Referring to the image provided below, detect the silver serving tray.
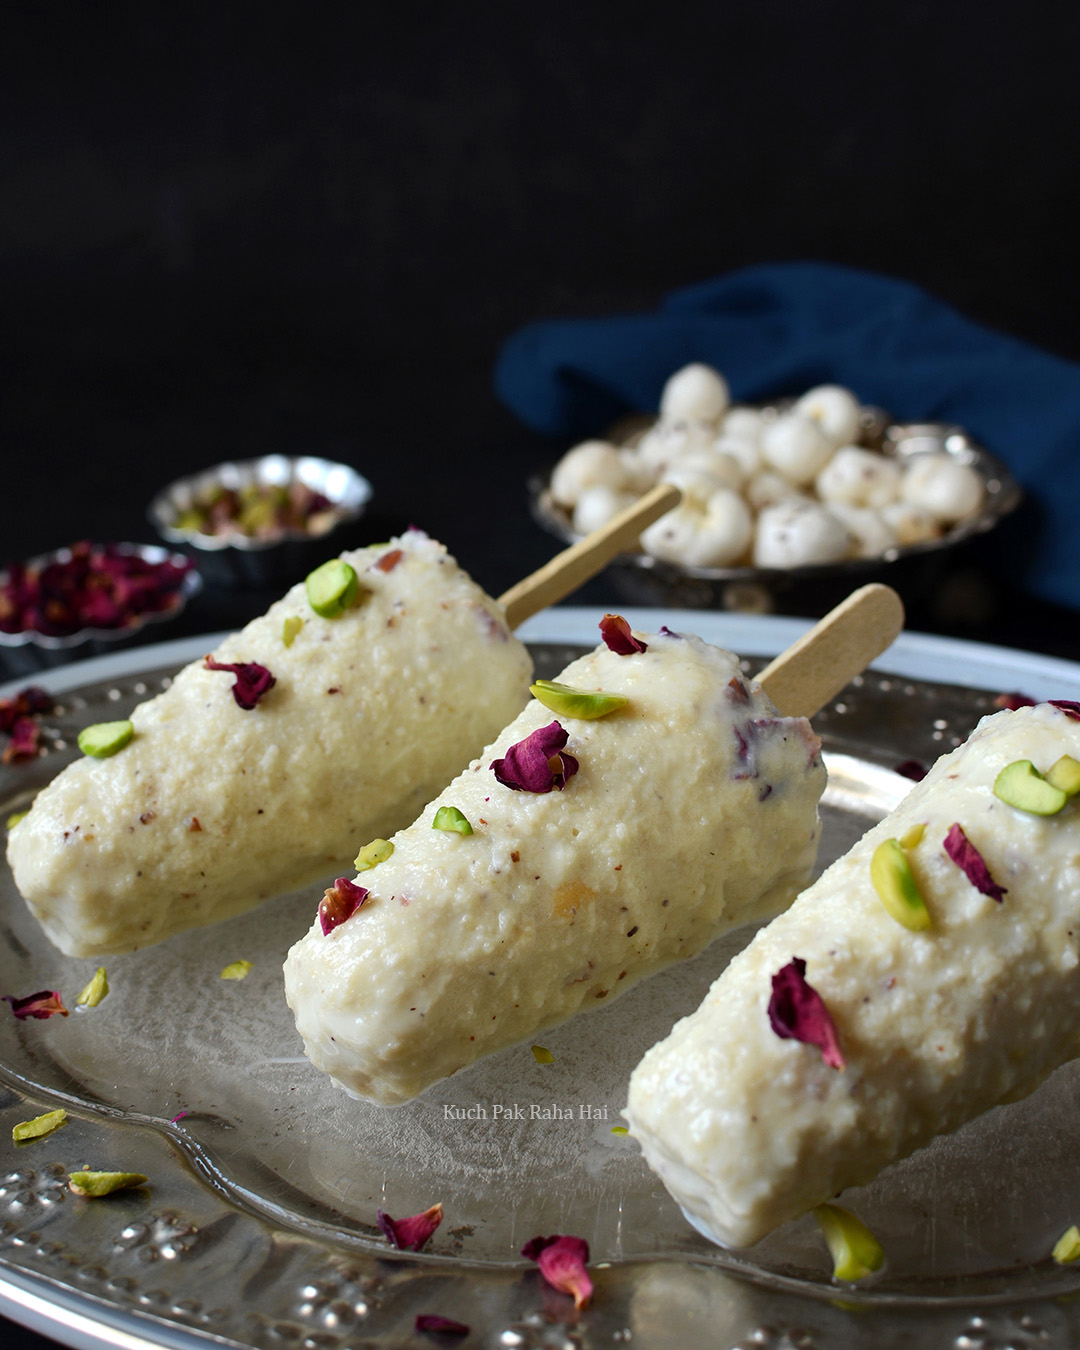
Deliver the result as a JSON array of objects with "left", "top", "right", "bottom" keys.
[{"left": 2, "top": 618, "right": 1080, "bottom": 1350}]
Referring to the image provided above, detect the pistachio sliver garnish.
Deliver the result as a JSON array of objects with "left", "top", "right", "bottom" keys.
[
  {"left": 898, "top": 822, "right": 926, "bottom": 850},
  {"left": 354, "top": 838, "right": 394, "bottom": 871},
  {"left": 75, "top": 967, "right": 109, "bottom": 1007},
  {"left": 13, "top": 1108, "right": 67, "bottom": 1142},
  {"left": 6, "top": 810, "right": 27, "bottom": 830},
  {"left": 531, "top": 1045, "right": 554, "bottom": 1064},
  {"left": 221, "top": 959, "right": 252, "bottom": 980},
  {"left": 870, "top": 838, "right": 931, "bottom": 931},
  {"left": 1046, "top": 754, "right": 1080, "bottom": 799},
  {"left": 815, "top": 1203, "right": 885, "bottom": 1281},
  {"left": 77, "top": 720, "right": 134, "bottom": 758},
  {"left": 282, "top": 615, "right": 304, "bottom": 647},
  {"left": 530, "top": 679, "right": 628, "bottom": 720},
  {"left": 432, "top": 806, "right": 473, "bottom": 835},
  {"left": 993, "top": 759, "right": 1068, "bottom": 815},
  {"left": 68, "top": 1170, "right": 148, "bottom": 1198},
  {"left": 306, "top": 559, "right": 360, "bottom": 618},
  {"left": 1054, "top": 1224, "right": 1080, "bottom": 1264}
]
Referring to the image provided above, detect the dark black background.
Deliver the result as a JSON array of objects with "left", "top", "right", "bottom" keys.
[{"left": 4, "top": 5, "right": 1080, "bottom": 1346}]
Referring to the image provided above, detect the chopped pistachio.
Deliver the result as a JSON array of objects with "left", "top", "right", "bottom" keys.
[
  {"left": 68, "top": 1170, "right": 148, "bottom": 1198},
  {"left": 13, "top": 1108, "right": 67, "bottom": 1142},
  {"left": 1053, "top": 1224, "right": 1080, "bottom": 1264},
  {"left": 305, "top": 559, "right": 360, "bottom": 618},
  {"left": 282, "top": 615, "right": 304, "bottom": 647},
  {"left": 994, "top": 759, "right": 1067, "bottom": 815},
  {"left": 870, "top": 838, "right": 931, "bottom": 931},
  {"left": 610, "top": 1125, "right": 629, "bottom": 1135},
  {"left": 898, "top": 822, "right": 926, "bottom": 850},
  {"left": 355, "top": 838, "right": 394, "bottom": 871},
  {"left": 815, "top": 1203, "right": 885, "bottom": 1281},
  {"left": 530, "top": 679, "right": 629, "bottom": 720},
  {"left": 1046, "top": 754, "right": 1080, "bottom": 799},
  {"left": 220, "top": 959, "right": 252, "bottom": 980},
  {"left": 432, "top": 806, "right": 473, "bottom": 836},
  {"left": 6, "top": 810, "right": 27, "bottom": 830},
  {"left": 77, "top": 720, "right": 134, "bottom": 758},
  {"left": 75, "top": 967, "right": 109, "bottom": 1007},
  {"left": 531, "top": 1045, "right": 554, "bottom": 1064}
]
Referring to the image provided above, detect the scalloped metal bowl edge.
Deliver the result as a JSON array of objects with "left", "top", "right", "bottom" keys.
[
  {"left": 0, "top": 543, "right": 201, "bottom": 653},
  {"left": 530, "top": 418, "right": 1023, "bottom": 600},
  {"left": 147, "top": 455, "right": 373, "bottom": 556}
]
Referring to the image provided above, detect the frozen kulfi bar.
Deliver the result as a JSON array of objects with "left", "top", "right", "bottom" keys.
[
  {"left": 8, "top": 531, "right": 533, "bottom": 957},
  {"left": 626, "top": 701, "right": 1080, "bottom": 1249},
  {"left": 283, "top": 621, "right": 827, "bottom": 1105}
]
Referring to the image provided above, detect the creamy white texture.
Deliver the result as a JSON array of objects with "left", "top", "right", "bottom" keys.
[
  {"left": 627, "top": 703, "right": 1080, "bottom": 1249},
  {"left": 283, "top": 630, "right": 826, "bottom": 1105},
  {"left": 8, "top": 532, "right": 533, "bottom": 957}
]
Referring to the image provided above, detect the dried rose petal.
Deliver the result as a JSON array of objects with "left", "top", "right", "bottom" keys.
[
  {"left": 374, "top": 548, "right": 404, "bottom": 573},
  {"left": 599, "top": 613, "right": 647, "bottom": 655},
  {"left": 994, "top": 691, "right": 1036, "bottom": 711},
  {"left": 2, "top": 716, "right": 41, "bottom": 764},
  {"left": 0, "top": 686, "right": 53, "bottom": 733},
  {"left": 415, "top": 1314, "right": 469, "bottom": 1336},
  {"left": 491, "top": 721, "right": 578, "bottom": 793},
  {"left": 318, "top": 877, "right": 369, "bottom": 934},
  {"left": 894, "top": 759, "right": 928, "bottom": 782},
  {"left": 943, "top": 823, "right": 1007, "bottom": 902},
  {"left": 1049, "top": 700, "right": 1080, "bottom": 722},
  {"left": 377, "top": 1202, "right": 443, "bottom": 1251},
  {"left": 521, "top": 1234, "right": 593, "bottom": 1309},
  {"left": 3, "top": 990, "right": 69, "bottom": 1019},
  {"left": 203, "top": 656, "right": 276, "bottom": 710},
  {"left": 767, "top": 958, "right": 845, "bottom": 1070}
]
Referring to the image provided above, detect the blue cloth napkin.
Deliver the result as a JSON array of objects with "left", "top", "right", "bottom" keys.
[{"left": 495, "top": 262, "right": 1079, "bottom": 610}]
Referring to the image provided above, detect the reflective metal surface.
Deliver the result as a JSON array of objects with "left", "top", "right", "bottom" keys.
[{"left": 1, "top": 628, "right": 1079, "bottom": 1349}]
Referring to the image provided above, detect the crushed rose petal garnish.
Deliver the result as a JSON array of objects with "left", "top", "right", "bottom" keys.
[
  {"left": 943, "top": 823, "right": 1007, "bottom": 902},
  {"left": 0, "top": 686, "right": 53, "bottom": 734},
  {"left": 1, "top": 716, "right": 41, "bottom": 764},
  {"left": 994, "top": 691, "right": 1036, "bottom": 710},
  {"left": 374, "top": 548, "right": 404, "bottom": 573},
  {"left": 521, "top": 1234, "right": 593, "bottom": 1309},
  {"left": 491, "top": 721, "right": 578, "bottom": 793},
  {"left": 203, "top": 657, "right": 276, "bottom": 710},
  {"left": 318, "top": 878, "right": 369, "bottom": 935},
  {"left": 377, "top": 1202, "right": 443, "bottom": 1251},
  {"left": 894, "top": 759, "right": 928, "bottom": 782},
  {"left": 3, "top": 990, "right": 69, "bottom": 1019},
  {"left": 767, "top": 958, "right": 845, "bottom": 1070},
  {"left": 415, "top": 1314, "right": 469, "bottom": 1336},
  {"left": 599, "top": 613, "right": 647, "bottom": 655},
  {"left": 1049, "top": 700, "right": 1080, "bottom": 722}
]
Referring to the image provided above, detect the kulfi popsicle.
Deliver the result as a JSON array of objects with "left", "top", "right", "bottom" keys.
[
  {"left": 626, "top": 700, "right": 1080, "bottom": 1249},
  {"left": 8, "top": 531, "right": 534, "bottom": 957},
  {"left": 283, "top": 620, "right": 828, "bottom": 1105}
]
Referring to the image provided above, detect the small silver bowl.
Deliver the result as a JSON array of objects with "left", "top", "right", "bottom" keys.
[
  {"left": 531, "top": 416, "right": 1022, "bottom": 615},
  {"left": 148, "top": 455, "right": 373, "bottom": 588},
  {"left": 0, "top": 542, "right": 201, "bottom": 675}
]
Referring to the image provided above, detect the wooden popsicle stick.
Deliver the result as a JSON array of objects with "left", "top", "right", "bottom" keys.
[
  {"left": 756, "top": 583, "right": 905, "bottom": 720},
  {"left": 498, "top": 482, "right": 681, "bottom": 630}
]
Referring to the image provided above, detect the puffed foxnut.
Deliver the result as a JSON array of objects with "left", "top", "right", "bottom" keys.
[
  {"left": 900, "top": 453, "right": 985, "bottom": 523},
  {"left": 571, "top": 484, "right": 639, "bottom": 535},
  {"left": 879, "top": 501, "right": 943, "bottom": 545},
  {"left": 793, "top": 384, "right": 861, "bottom": 447},
  {"left": 760, "top": 413, "right": 834, "bottom": 485},
  {"left": 827, "top": 503, "right": 900, "bottom": 559},
  {"left": 550, "top": 440, "right": 628, "bottom": 507},
  {"left": 815, "top": 446, "right": 901, "bottom": 509},
  {"left": 745, "top": 471, "right": 807, "bottom": 512},
  {"left": 752, "top": 501, "right": 850, "bottom": 568},
  {"left": 636, "top": 418, "right": 717, "bottom": 473},
  {"left": 640, "top": 489, "right": 753, "bottom": 568},
  {"left": 659, "top": 363, "right": 730, "bottom": 423}
]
